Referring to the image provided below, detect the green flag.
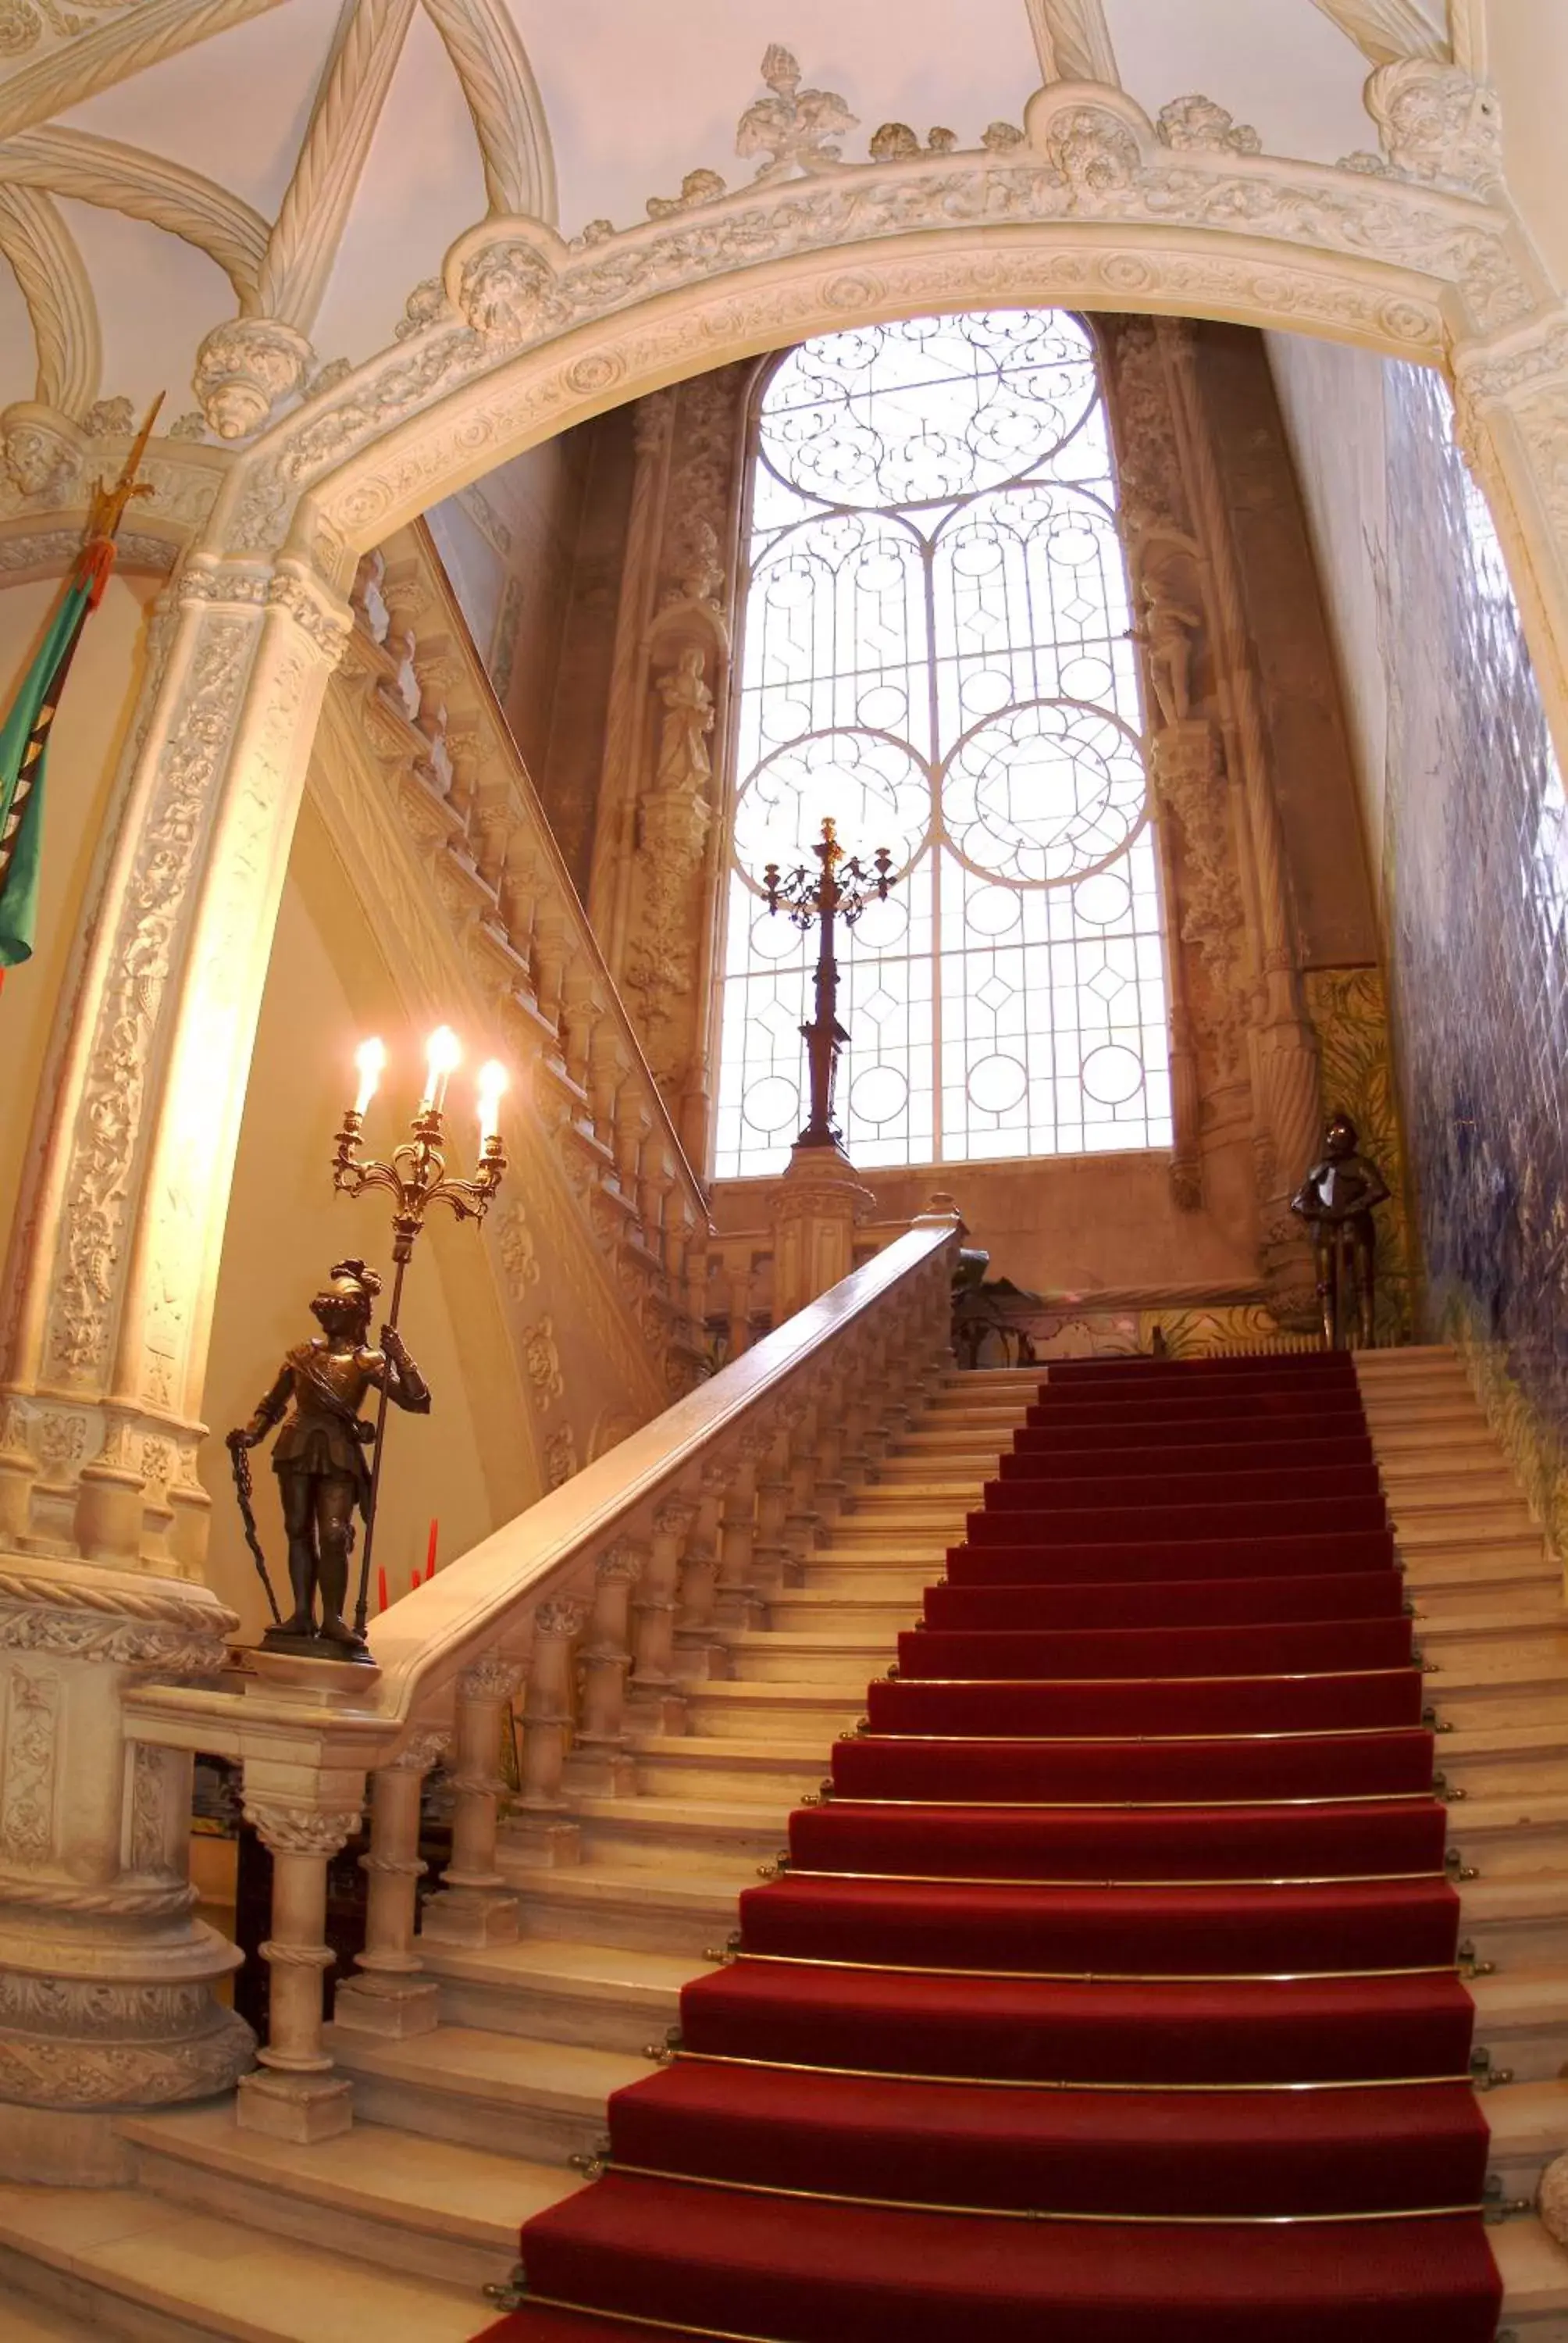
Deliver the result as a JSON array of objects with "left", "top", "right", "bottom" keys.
[{"left": 0, "top": 571, "right": 94, "bottom": 968}]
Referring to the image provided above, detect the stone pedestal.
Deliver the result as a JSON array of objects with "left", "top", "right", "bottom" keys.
[
  {"left": 770, "top": 1141, "right": 874, "bottom": 1325},
  {"left": 0, "top": 1555, "right": 254, "bottom": 2184}
]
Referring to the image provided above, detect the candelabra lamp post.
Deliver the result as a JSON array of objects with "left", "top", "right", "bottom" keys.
[
  {"left": 763, "top": 817, "right": 893, "bottom": 1153},
  {"left": 759, "top": 817, "right": 895, "bottom": 1321},
  {"left": 227, "top": 1028, "right": 508, "bottom": 1663}
]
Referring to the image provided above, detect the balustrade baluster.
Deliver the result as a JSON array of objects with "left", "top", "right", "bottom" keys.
[
  {"left": 782, "top": 1397, "right": 825, "bottom": 1574},
  {"left": 632, "top": 1498, "right": 696, "bottom": 1695},
  {"left": 715, "top": 1439, "right": 765, "bottom": 1622},
  {"left": 510, "top": 1599, "right": 589, "bottom": 1866},
  {"left": 334, "top": 1730, "right": 447, "bottom": 2039},
  {"left": 674, "top": 1470, "right": 725, "bottom": 1658},
  {"left": 572, "top": 1543, "right": 644, "bottom": 1790},
  {"left": 751, "top": 1412, "right": 799, "bottom": 1598},
  {"left": 237, "top": 1794, "right": 365, "bottom": 2142},
  {"left": 421, "top": 1657, "right": 525, "bottom": 1947}
]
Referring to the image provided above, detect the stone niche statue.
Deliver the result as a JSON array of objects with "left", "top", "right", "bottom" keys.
[
  {"left": 654, "top": 644, "right": 715, "bottom": 794},
  {"left": 1290, "top": 1113, "right": 1390, "bottom": 1350}
]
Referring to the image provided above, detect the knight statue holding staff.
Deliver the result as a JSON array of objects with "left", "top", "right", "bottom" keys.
[
  {"left": 1290, "top": 1113, "right": 1390, "bottom": 1351},
  {"left": 228, "top": 1257, "right": 431, "bottom": 1653}
]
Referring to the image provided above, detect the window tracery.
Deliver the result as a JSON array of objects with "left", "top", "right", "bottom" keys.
[{"left": 713, "top": 308, "right": 1173, "bottom": 1179}]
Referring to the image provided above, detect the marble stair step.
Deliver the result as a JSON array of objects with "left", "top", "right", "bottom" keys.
[
  {"left": 119, "top": 2100, "right": 547, "bottom": 2293},
  {"left": 419, "top": 1935, "right": 698, "bottom": 2052},
  {"left": 1417, "top": 1591, "right": 1564, "bottom": 1639},
  {"left": 0, "top": 2181, "right": 482, "bottom": 2343},
  {"left": 1399, "top": 1528, "right": 1548, "bottom": 1567},
  {"left": 1470, "top": 1966, "right": 1568, "bottom": 2084},
  {"left": 718, "top": 1629, "right": 897, "bottom": 1685},
  {"left": 568, "top": 1791, "right": 790, "bottom": 1870},
  {"left": 1435, "top": 1721, "right": 1568, "bottom": 1800},
  {"left": 765, "top": 1590, "right": 928, "bottom": 1635},
  {"left": 1490, "top": 2212, "right": 1568, "bottom": 2340},
  {"left": 494, "top": 1857, "right": 747, "bottom": 1953},
  {"left": 1392, "top": 1502, "right": 1539, "bottom": 1540},
  {"left": 1459, "top": 1874, "right": 1568, "bottom": 1969},
  {"left": 676, "top": 1679, "right": 868, "bottom": 1738},
  {"left": 326, "top": 2022, "right": 650, "bottom": 2159},
  {"left": 789, "top": 1563, "right": 941, "bottom": 1601},
  {"left": 1477, "top": 2077, "right": 1568, "bottom": 2199},
  {"left": 631, "top": 1730, "right": 832, "bottom": 1800},
  {"left": 1405, "top": 1546, "right": 1559, "bottom": 1595}
]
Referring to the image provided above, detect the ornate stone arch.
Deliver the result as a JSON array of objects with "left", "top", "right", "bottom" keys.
[{"left": 9, "top": 74, "right": 1568, "bottom": 1569}]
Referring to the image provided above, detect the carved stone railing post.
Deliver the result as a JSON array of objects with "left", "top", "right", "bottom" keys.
[
  {"left": 782, "top": 1398, "right": 825, "bottom": 1575},
  {"left": 715, "top": 1441, "right": 762, "bottom": 1622},
  {"left": 632, "top": 1498, "right": 695, "bottom": 1695},
  {"left": 511, "top": 1599, "right": 587, "bottom": 1866},
  {"left": 237, "top": 1794, "right": 365, "bottom": 2142},
  {"left": 750, "top": 1414, "right": 797, "bottom": 1597},
  {"left": 334, "top": 1730, "right": 447, "bottom": 2040},
  {"left": 420, "top": 1657, "right": 524, "bottom": 1947},
  {"left": 674, "top": 1468, "right": 725, "bottom": 1658},
  {"left": 588, "top": 1022, "right": 631, "bottom": 1150},
  {"left": 572, "top": 1542, "right": 643, "bottom": 1788}
]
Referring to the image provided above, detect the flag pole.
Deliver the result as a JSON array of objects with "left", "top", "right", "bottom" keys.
[{"left": 0, "top": 395, "right": 163, "bottom": 977}]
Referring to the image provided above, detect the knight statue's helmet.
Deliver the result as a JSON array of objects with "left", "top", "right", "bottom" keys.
[{"left": 312, "top": 1257, "right": 383, "bottom": 1328}]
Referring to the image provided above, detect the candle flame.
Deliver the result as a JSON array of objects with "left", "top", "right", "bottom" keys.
[{"left": 353, "top": 1036, "right": 387, "bottom": 1116}]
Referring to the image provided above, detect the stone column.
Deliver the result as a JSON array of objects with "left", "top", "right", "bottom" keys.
[
  {"left": 0, "top": 557, "right": 350, "bottom": 1571},
  {"left": 511, "top": 1598, "right": 587, "bottom": 1866},
  {"left": 420, "top": 1657, "right": 524, "bottom": 1948},
  {"left": 631, "top": 1499, "right": 695, "bottom": 1696},
  {"left": 333, "top": 1729, "right": 447, "bottom": 2040},
  {"left": 237, "top": 1795, "right": 364, "bottom": 2143},
  {"left": 769, "top": 1143, "right": 874, "bottom": 1325},
  {"left": 572, "top": 1543, "right": 643, "bottom": 1790},
  {"left": 0, "top": 1580, "right": 253, "bottom": 2182}
]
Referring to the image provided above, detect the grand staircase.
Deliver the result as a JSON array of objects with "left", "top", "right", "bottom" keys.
[{"left": 3, "top": 1346, "right": 1568, "bottom": 2339}]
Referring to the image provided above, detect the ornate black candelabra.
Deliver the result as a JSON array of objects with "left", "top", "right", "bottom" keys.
[
  {"left": 331, "top": 1029, "right": 508, "bottom": 1640},
  {"left": 762, "top": 818, "right": 894, "bottom": 1150}
]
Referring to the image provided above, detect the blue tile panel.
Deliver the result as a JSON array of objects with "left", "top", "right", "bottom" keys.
[{"left": 1382, "top": 359, "right": 1568, "bottom": 1507}]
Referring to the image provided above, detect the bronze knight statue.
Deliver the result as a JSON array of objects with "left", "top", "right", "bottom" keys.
[
  {"left": 228, "top": 1257, "right": 431, "bottom": 1655},
  {"left": 1290, "top": 1114, "right": 1390, "bottom": 1350}
]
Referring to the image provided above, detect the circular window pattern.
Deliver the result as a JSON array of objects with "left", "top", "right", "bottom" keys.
[
  {"left": 964, "top": 884, "right": 1023, "bottom": 938},
  {"left": 742, "top": 1075, "right": 800, "bottom": 1134},
  {"left": 850, "top": 1064, "right": 909, "bottom": 1125},
  {"left": 1081, "top": 1044, "right": 1145, "bottom": 1107},
  {"left": 967, "top": 1053, "right": 1028, "bottom": 1114},
  {"left": 942, "top": 698, "right": 1149, "bottom": 888},
  {"left": 759, "top": 313, "right": 1102, "bottom": 509},
  {"left": 1071, "top": 871, "right": 1132, "bottom": 929},
  {"left": 850, "top": 890, "right": 911, "bottom": 951},
  {"left": 734, "top": 732, "right": 930, "bottom": 886}
]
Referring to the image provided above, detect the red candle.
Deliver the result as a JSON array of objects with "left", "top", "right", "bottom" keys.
[{"left": 426, "top": 1518, "right": 439, "bottom": 1581}]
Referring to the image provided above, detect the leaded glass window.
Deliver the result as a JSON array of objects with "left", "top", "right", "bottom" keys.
[{"left": 711, "top": 309, "right": 1173, "bottom": 1180}]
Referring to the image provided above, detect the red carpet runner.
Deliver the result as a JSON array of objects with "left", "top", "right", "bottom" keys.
[{"left": 481, "top": 1352, "right": 1503, "bottom": 2343}]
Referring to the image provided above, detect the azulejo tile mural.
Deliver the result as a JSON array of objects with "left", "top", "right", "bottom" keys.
[{"left": 1381, "top": 361, "right": 1568, "bottom": 1551}]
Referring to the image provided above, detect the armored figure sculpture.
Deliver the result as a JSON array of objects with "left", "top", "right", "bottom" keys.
[
  {"left": 1290, "top": 1114, "right": 1390, "bottom": 1350},
  {"left": 228, "top": 1258, "right": 431, "bottom": 1653}
]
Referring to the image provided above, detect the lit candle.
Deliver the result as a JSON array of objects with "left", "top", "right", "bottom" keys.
[
  {"left": 353, "top": 1036, "right": 387, "bottom": 1117},
  {"left": 421, "top": 1025, "right": 461, "bottom": 1114},
  {"left": 476, "top": 1058, "right": 508, "bottom": 1147}
]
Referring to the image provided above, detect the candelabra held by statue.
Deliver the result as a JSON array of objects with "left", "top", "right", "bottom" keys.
[
  {"left": 762, "top": 816, "right": 895, "bottom": 1153},
  {"left": 1290, "top": 1111, "right": 1389, "bottom": 1351},
  {"left": 226, "top": 1027, "right": 508, "bottom": 1663}
]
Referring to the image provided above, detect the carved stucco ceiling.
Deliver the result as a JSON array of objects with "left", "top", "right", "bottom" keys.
[{"left": 0, "top": 0, "right": 1500, "bottom": 433}]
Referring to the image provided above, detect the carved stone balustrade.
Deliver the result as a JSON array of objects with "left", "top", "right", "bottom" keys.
[
  {"left": 333, "top": 519, "right": 710, "bottom": 1405},
  {"left": 114, "top": 1214, "right": 961, "bottom": 2136}
]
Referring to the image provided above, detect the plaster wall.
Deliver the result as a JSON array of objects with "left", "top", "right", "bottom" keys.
[
  {"left": 199, "top": 795, "right": 529, "bottom": 1642},
  {"left": 0, "top": 570, "right": 160, "bottom": 1253}
]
